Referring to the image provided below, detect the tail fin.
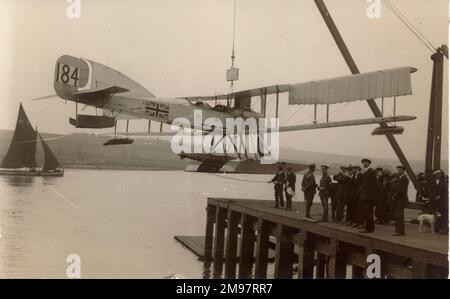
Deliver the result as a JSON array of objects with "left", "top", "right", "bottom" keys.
[{"left": 54, "top": 55, "right": 154, "bottom": 101}]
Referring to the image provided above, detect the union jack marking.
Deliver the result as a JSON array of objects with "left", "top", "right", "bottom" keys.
[{"left": 144, "top": 102, "right": 169, "bottom": 119}]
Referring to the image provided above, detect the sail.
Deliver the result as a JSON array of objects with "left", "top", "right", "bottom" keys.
[
  {"left": 0, "top": 104, "right": 37, "bottom": 169},
  {"left": 38, "top": 133, "right": 62, "bottom": 172}
]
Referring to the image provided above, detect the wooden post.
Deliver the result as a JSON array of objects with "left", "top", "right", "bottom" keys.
[
  {"left": 328, "top": 239, "right": 346, "bottom": 278},
  {"left": 238, "top": 214, "right": 255, "bottom": 278},
  {"left": 352, "top": 265, "right": 365, "bottom": 279},
  {"left": 204, "top": 204, "right": 216, "bottom": 262},
  {"left": 411, "top": 261, "right": 427, "bottom": 279},
  {"left": 255, "top": 219, "right": 270, "bottom": 278},
  {"left": 432, "top": 52, "right": 444, "bottom": 171},
  {"left": 297, "top": 231, "right": 314, "bottom": 279},
  {"left": 224, "top": 210, "right": 240, "bottom": 278},
  {"left": 425, "top": 59, "right": 437, "bottom": 173},
  {"left": 202, "top": 204, "right": 216, "bottom": 279},
  {"left": 213, "top": 207, "right": 227, "bottom": 278},
  {"left": 316, "top": 253, "right": 326, "bottom": 278},
  {"left": 274, "top": 224, "right": 295, "bottom": 278}
]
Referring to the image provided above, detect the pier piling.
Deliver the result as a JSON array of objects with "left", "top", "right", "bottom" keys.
[{"left": 203, "top": 198, "right": 448, "bottom": 279}]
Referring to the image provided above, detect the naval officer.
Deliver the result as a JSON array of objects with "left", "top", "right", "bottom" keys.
[
  {"left": 317, "top": 165, "right": 332, "bottom": 221},
  {"left": 269, "top": 165, "right": 286, "bottom": 209},
  {"left": 359, "top": 158, "right": 377, "bottom": 233},
  {"left": 302, "top": 164, "right": 317, "bottom": 218},
  {"left": 393, "top": 165, "right": 409, "bottom": 236}
]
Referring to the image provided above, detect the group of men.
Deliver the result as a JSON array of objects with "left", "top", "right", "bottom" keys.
[
  {"left": 269, "top": 166, "right": 297, "bottom": 210},
  {"left": 269, "top": 158, "right": 443, "bottom": 236}
]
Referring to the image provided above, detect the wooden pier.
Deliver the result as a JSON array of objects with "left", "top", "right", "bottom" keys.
[{"left": 201, "top": 198, "right": 448, "bottom": 279}]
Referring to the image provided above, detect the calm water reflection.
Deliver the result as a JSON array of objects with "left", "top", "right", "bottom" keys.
[{"left": 0, "top": 169, "right": 275, "bottom": 278}]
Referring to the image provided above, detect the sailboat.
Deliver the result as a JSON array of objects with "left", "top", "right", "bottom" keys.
[{"left": 0, "top": 103, "right": 64, "bottom": 177}]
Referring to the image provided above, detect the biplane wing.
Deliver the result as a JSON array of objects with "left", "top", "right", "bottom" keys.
[
  {"left": 183, "top": 67, "right": 417, "bottom": 105},
  {"left": 51, "top": 54, "right": 418, "bottom": 137}
]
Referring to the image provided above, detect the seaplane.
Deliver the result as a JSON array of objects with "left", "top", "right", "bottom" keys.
[{"left": 36, "top": 54, "right": 418, "bottom": 174}]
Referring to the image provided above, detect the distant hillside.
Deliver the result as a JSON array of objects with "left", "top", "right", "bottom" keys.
[
  {"left": 0, "top": 130, "right": 190, "bottom": 170},
  {"left": 0, "top": 130, "right": 444, "bottom": 173},
  {"left": 279, "top": 147, "right": 448, "bottom": 174}
]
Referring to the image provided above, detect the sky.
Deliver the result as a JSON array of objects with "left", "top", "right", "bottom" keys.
[{"left": 0, "top": 0, "right": 448, "bottom": 161}]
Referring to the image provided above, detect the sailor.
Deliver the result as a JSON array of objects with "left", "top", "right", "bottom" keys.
[
  {"left": 392, "top": 165, "right": 409, "bottom": 236},
  {"left": 359, "top": 158, "right": 377, "bottom": 233},
  {"left": 317, "top": 165, "right": 332, "bottom": 221},
  {"left": 284, "top": 166, "right": 296, "bottom": 211},
  {"left": 301, "top": 164, "right": 317, "bottom": 218},
  {"left": 333, "top": 166, "right": 349, "bottom": 224},
  {"left": 269, "top": 165, "right": 286, "bottom": 209}
]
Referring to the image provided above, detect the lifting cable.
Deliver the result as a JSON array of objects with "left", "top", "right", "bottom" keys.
[{"left": 381, "top": 0, "right": 438, "bottom": 54}]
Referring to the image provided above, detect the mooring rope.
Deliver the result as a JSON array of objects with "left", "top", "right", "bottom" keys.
[{"left": 209, "top": 172, "right": 269, "bottom": 183}]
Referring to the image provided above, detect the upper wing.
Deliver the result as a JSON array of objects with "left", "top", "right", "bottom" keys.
[
  {"left": 289, "top": 67, "right": 417, "bottom": 105},
  {"left": 183, "top": 67, "right": 417, "bottom": 105}
]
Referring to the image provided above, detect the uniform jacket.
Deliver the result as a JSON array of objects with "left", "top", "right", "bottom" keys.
[
  {"left": 285, "top": 172, "right": 296, "bottom": 191},
  {"left": 301, "top": 172, "right": 316, "bottom": 194},
  {"left": 318, "top": 173, "right": 332, "bottom": 197},
  {"left": 350, "top": 173, "right": 363, "bottom": 200},
  {"left": 271, "top": 171, "right": 286, "bottom": 190},
  {"left": 394, "top": 174, "right": 409, "bottom": 205},
  {"left": 429, "top": 177, "right": 448, "bottom": 211},
  {"left": 360, "top": 168, "right": 378, "bottom": 202},
  {"left": 333, "top": 172, "right": 349, "bottom": 200}
]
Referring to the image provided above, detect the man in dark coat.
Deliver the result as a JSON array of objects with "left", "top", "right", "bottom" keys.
[
  {"left": 329, "top": 182, "right": 338, "bottom": 221},
  {"left": 334, "top": 166, "right": 349, "bottom": 224},
  {"left": 302, "top": 164, "right": 317, "bottom": 218},
  {"left": 430, "top": 170, "right": 448, "bottom": 233},
  {"left": 269, "top": 165, "right": 286, "bottom": 209},
  {"left": 284, "top": 166, "right": 296, "bottom": 211},
  {"left": 393, "top": 165, "right": 409, "bottom": 236},
  {"left": 375, "top": 168, "right": 389, "bottom": 224},
  {"left": 348, "top": 165, "right": 363, "bottom": 227},
  {"left": 359, "top": 158, "right": 377, "bottom": 233},
  {"left": 317, "top": 165, "right": 332, "bottom": 221}
]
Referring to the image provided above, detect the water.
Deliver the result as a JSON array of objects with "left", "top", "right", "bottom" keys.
[
  {"left": 0, "top": 169, "right": 276, "bottom": 278},
  {"left": 0, "top": 169, "right": 417, "bottom": 278}
]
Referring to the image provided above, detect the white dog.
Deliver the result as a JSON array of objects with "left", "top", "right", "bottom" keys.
[{"left": 417, "top": 212, "right": 441, "bottom": 233}]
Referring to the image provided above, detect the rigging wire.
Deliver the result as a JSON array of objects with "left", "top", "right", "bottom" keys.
[
  {"left": 331, "top": 102, "right": 351, "bottom": 118},
  {"left": 381, "top": 0, "right": 437, "bottom": 53}
]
